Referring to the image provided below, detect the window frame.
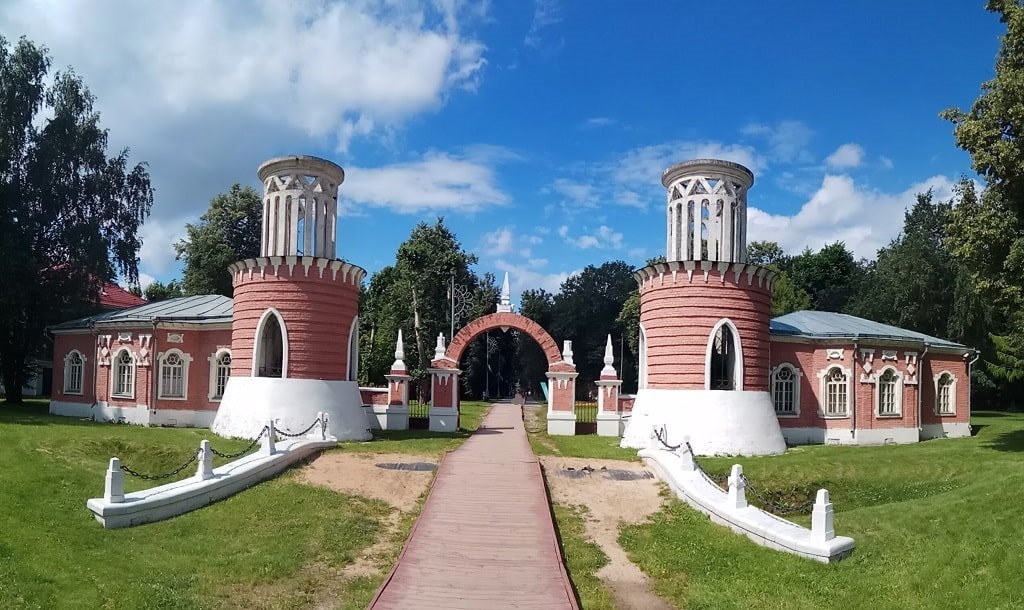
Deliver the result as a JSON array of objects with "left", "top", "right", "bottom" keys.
[
  {"left": 252, "top": 308, "right": 289, "bottom": 378},
  {"left": 63, "top": 350, "right": 86, "bottom": 395},
  {"left": 934, "top": 371, "right": 957, "bottom": 416},
  {"left": 703, "top": 318, "right": 744, "bottom": 391},
  {"left": 157, "top": 348, "right": 191, "bottom": 401},
  {"left": 875, "top": 366, "right": 903, "bottom": 418},
  {"left": 111, "top": 348, "right": 136, "bottom": 399},
  {"left": 771, "top": 363, "right": 801, "bottom": 417},
  {"left": 818, "top": 365, "right": 851, "bottom": 418},
  {"left": 208, "top": 348, "right": 232, "bottom": 401}
]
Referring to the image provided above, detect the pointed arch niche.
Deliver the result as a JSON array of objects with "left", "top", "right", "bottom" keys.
[
  {"left": 704, "top": 318, "right": 744, "bottom": 391},
  {"left": 253, "top": 308, "right": 288, "bottom": 378}
]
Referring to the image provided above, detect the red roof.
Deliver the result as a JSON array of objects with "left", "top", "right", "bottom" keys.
[{"left": 99, "top": 282, "right": 147, "bottom": 309}]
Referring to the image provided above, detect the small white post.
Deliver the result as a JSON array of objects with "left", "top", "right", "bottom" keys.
[
  {"left": 677, "top": 434, "right": 695, "bottom": 471},
  {"left": 319, "top": 411, "right": 328, "bottom": 440},
  {"left": 812, "top": 489, "right": 836, "bottom": 541},
  {"left": 104, "top": 457, "right": 125, "bottom": 503},
  {"left": 727, "top": 464, "right": 747, "bottom": 509},
  {"left": 196, "top": 440, "right": 214, "bottom": 480},
  {"left": 262, "top": 420, "right": 276, "bottom": 456}
]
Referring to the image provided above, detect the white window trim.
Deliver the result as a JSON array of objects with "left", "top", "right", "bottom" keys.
[
  {"left": 638, "top": 323, "right": 648, "bottom": 390},
  {"left": 873, "top": 365, "right": 904, "bottom": 418},
  {"left": 157, "top": 348, "right": 192, "bottom": 401},
  {"left": 346, "top": 315, "right": 359, "bottom": 382},
  {"left": 817, "top": 365, "right": 852, "bottom": 419},
  {"left": 933, "top": 370, "right": 957, "bottom": 416},
  {"left": 110, "top": 348, "right": 136, "bottom": 399},
  {"left": 704, "top": 318, "right": 744, "bottom": 391},
  {"left": 208, "top": 348, "right": 232, "bottom": 401},
  {"left": 770, "top": 362, "right": 801, "bottom": 418},
  {"left": 62, "top": 349, "right": 87, "bottom": 395},
  {"left": 252, "top": 307, "right": 289, "bottom": 378}
]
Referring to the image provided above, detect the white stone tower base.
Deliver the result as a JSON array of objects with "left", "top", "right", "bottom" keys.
[
  {"left": 212, "top": 377, "right": 371, "bottom": 441},
  {"left": 621, "top": 389, "right": 786, "bottom": 456}
]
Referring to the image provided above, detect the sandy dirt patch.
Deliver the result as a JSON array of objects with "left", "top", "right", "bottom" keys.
[
  {"left": 541, "top": 456, "right": 674, "bottom": 610},
  {"left": 300, "top": 451, "right": 436, "bottom": 512}
]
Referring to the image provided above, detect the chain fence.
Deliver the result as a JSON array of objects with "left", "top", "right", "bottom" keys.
[
  {"left": 119, "top": 416, "right": 322, "bottom": 481},
  {"left": 652, "top": 425, "right": 814, "bottom": 516}
]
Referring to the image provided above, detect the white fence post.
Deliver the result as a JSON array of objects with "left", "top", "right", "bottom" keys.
[
  {"left": 104, "top": 457, "right": 125, "bottom": 503},
  {"left": 319, "top": 411, "right": 328, "bottom": 440},
  {"left": 197, "top": 440, "right": 214, "bottom": 480},
  {"left": 812, "top": 489, "right": 836, "bottom": 541},
  {"left": 727, "top": 464, "right": 747, "bottom": 509},
  {"left": 262, "top": 420, "right": 276, "bottom": 456}
]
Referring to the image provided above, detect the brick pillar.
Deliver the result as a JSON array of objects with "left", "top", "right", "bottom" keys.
[
  {"left": 377, "top": 329, "right": 410, "bottom": 430},
  {"left": 596, "top": 334, "right": 623, "bottom": 437},
  {"left": 546, "top": 370, "right": 577, "bottom": 435},
  {"left": 428, "top": 366, "right": 460, "bottom": 432}
]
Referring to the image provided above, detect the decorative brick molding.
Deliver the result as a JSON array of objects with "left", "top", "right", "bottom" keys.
[
  {"left": 633, "top": 260, "right": 778, "bottom": 293},
  {"left": 446, "top": 312, "right": 563, "bottom": 365},
  {"left": 228, "top": 256, "right": 366, "bottom": 287}
]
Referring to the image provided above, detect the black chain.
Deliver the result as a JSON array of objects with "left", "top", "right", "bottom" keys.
[
  {"left": 120, "top": 450, "right": 200, "bottom": 481},
  {"left": 274, "top": 417, "right": 322, "bottom": 438},
  {"left": 741, "top": 475, "right": 816, "bottom": 515},
  {"left": 652, "top": 425, "right": 682, "bottom": 451},
  {"left": 209, "top": 426, "right": 268, "bottom": 459}
]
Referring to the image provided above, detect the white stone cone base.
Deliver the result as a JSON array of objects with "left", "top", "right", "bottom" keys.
[
  {"left": 212, "top": 377, "right": 371, "bottom": 441},
  {"left": 620, "top": 388, "right": 786, "bottom": 456}
]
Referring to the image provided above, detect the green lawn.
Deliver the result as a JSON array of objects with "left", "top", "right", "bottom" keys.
[
  {"left": 619, "top": 411, "right": 1024, "bottom": 610},
  {"left": 337, "top": 400, "right": 490, "bottom": 457},
  {"left": 524, "top": 403, "right": 639, "bottom": 461},
  {"left": 0, "top": 399, "right": 492, "bottom": 609}
]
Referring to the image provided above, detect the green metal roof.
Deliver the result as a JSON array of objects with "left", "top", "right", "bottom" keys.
[
  {"left": 770, "top": 310, "right": 969, "bottom": 351},
  {"left": 50, "top": 295, "right": 233, "bottom": 331}
]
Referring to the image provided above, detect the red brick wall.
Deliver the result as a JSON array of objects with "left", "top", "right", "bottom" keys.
[
  {"left": 920, "top": 353, "right": 971, "bottom": 426},
  {"left": 640, "top": 268, "right": 772, "bottom": 390},
  {"left": 769, "top": 342, "right": 853, "bottom": 429},
  {"left": 360, "top": 387, "right": 389, "bottom": 406},
  {"left": 95, "top": 329, "right": 153, "bottom": 407},
  {"left": 52, "top": 333, "right": 96, "bottom": 404},
  {"left": 153, "top": 328, "right": 232, "bottom": 412},
  {"left": 230, "top": 258, "right": 360, "bottom": 380}
]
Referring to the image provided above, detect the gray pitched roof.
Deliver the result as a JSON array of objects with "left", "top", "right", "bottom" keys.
[
  {"left": 770, "top": 310, "right": 969, "bottom": 351},
  {"left": 50, "top": 295, "right": 233, "bottom": 331}
]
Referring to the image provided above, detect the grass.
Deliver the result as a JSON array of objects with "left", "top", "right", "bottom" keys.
[
  {"left": 0, "top": 399, "right": 436, "bottom": 609},
  {"left": 524, "top": 403, "right": 639, "bottom": 461},
  {"left": 337, "top": 400, "right": 490, "bottom": 458},
  {"left": 618, "top": 411, "right": 1024, "bottom": 610},
  {"left": 551, "top": 504, "right": 617, "bottom": 610}
]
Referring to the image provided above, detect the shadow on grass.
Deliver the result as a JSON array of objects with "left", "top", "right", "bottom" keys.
[
  {"left": 0, "top": 402, "right": 102, "bottom": 427},
  {"left": 985, "top": 429, "right": 1024, "bottom": 452}
]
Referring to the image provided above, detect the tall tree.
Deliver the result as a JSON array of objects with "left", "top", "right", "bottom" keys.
[
  {"left": 745, "top": 241, "right": 811, "bottom": 316},
  {"left": 144, "top": 279, "right": 185, "bottom": 303},
  {"left": 787, "top": 242, "right": 865, "bottom": 313},
  {"left": 517, "top": 288, "right": 555, "bottom": 396},
  {"left": 175, "top": 183, "right": 262, "bottom": 297},
  {"left": 0, "top": 36, "right": 153, "bottom": 402}
]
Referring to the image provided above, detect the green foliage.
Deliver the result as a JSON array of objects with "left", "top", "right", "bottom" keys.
[
  {"left": 787, "top": 242, "right": 866, "bottom": 312},
  {"left": 518, "top": 288, "right": 555, "bottom": 395},
  {"left": 0, "top": 36, "right": 153, "bottom": 402},
  {"left": 143, "top": 279, "right": 185, "bottom": 302},
  {"left": 175, "top": 184, "right": 262, "bottom": 297},
  {"left": 747, "top": 240, "right": 790, "bottom": 267},
  {"left": 551, "top": 505, "right": 617, "bottom": 610}
]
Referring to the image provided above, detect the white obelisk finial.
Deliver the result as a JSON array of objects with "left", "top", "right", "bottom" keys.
[
  {"left": 497, "top": 271, "right": 512, "bottom": 313},
  {"left": 392, "top": 329, "right": 406, "bottom": 371},
  {"left": 601, "top": 334, "right": 617, "bottom": 377}
]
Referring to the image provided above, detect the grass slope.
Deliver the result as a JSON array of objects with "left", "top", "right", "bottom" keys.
[
  {"left": 525, "top": 404, "right": 639, "bottom": 461},
  {"left": 337, "top": 401, "right": 490, "bottom": 457},
  {"left": 620, "top": 411, "right": 1024, "bottom": 610}
]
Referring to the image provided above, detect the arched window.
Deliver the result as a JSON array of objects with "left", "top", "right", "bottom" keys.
[
  {"left": 823, "top": 367, "right": 848, "bottom": 417},
  {"left": 705, "top": 319, "right": 743, "bottom": 390},
  {"left": 935, "top": 372, "right": 956, "bottom": 415},
  {"left": 877, "top": 368, "right": 902, "bottom": 416},
  {"left": 772, "top": 364, "right": 800, "bottom": 415},
  {"left": 158, "top": 350, "right": 190, "bottom": 399},
  {"left": 209, "top": 350, "right": 231, "bottom": 400},
  {"left": 112, "top": 350, "right": 135, "bottom": 398},
  {"left": 254, "top": 309, "right": 287, "bottom": 378},
  {"left": 63, "top": 350, "right": 85, "bottom": 395},
  {"left": 638, "top": 323, "right": 648, "bottom": 389},
  {"left": 347, "top": 316, "right": 359, "bottom": 381}
]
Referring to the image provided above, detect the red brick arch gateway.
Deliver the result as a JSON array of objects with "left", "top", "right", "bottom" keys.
[{"left": 427, "top": 312, "right": 579, "bottom": 432}]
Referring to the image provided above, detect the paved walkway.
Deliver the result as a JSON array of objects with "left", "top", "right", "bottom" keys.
[{"left": 368, "top": 403, "right": 579, "bottom": 610}]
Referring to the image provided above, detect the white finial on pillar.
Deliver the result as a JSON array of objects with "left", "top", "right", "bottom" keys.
[
  {"left": 391, "top": 330, "right": 406, "bottom": 372},
  {"left": 497, "top": 272, "right": 512, "bottom": 313},
  {"left": 601, "top": 334, "right": 616, "bottom": 377},
  {"left": 562, "top": 340, "right": 574, "bottom": 366},
  {"left": 434, "top": 333, "right": 447, "bottom": 360}
]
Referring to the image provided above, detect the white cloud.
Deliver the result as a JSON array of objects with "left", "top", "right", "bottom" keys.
[
  {"left": 344, "top": 150, "right": 509, "bottom": 213},
  {"left": 524, "top": 0, "right": 563, "bottom": 50},
  {"left": 137, "top": 273, "right": 157, "bottom": 291},
  {"left": 551, "top": 178, "right": 599, "bottom": 207},
  {"left": 138, "top": 216, "right": 192, "bottom": 279},
  {"left": 746, "top": 173, "right": 957, "bottom": 258},
  {"left": 560, "top": 224, "right": 624, "bottom": 250},
  {"left": 522, "top": 234, "right": 543, "bottom": 245},
  {"left": 495, "top": 258, "right": 576, "bottom": 297},
  {"left": 880, "top": 156, "right": 894, "bottom": 170},
  {"left": 740, "top": 120, "right": 814, "bottom": 163},
  {"left": 481, "top": 226, "right": 515, "bottom": 255},
  {"left": 583, "top": 116, "right": 615, "bottom": 128},
  {"left": 825, "top": 143, "right": 865, "bottom": 168},
  {"left": 0, "top": 1, "right": 489, "bottom": 223},
  {"left": 527, "top": 258, "right": 548, "bottom": 268}
]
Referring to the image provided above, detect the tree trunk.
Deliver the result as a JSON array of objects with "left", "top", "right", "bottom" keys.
[
  {"left": 410, "top": 285, "right": 426, "bottom": 370},
  {"left": 1, "top": 357, "right": 24, "bottom": 403}
]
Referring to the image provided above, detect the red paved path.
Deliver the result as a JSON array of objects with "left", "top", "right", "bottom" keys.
[{"left": 368, "top": 403, "right": 579, "bottom": 610}]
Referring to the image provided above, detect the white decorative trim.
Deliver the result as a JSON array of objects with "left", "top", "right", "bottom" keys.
[
  {"left": 208, "top": 348, "right": 232, "bottom": 401},
  {"left": 770, "top": 362, "right": 801, "bottom": 417},
  {"left": 704, "top": 318, "right": 744, "bottom": 391},
  {"left": 817, "top": 365, "right": 852, "bottom": 418},
  {"left": 933, "top": 370, "right": 957, "bottom": 416},
  {"left": 252, "top": 307, "right": 289, "bottom": 378},
  {"left": 166, "top": 333, "right": 184, "bottom": 344},
  {"left": 156, "top": 348, "right": 192, "bottom": 401},
  {"left": 859, "top": 348, "right": 875, "bottom": 382},
  {"left": 638, "top": 323, "right": 648, "bottom": 390},
  {"left": 62, "top": 349, "right": 87, "bottom": 395},
  {"left": 903, "top": 351, "right": 919, "bottom": 385},
  {"left": 826, "top": 348, "right": 844, "bottom": 361},
  {"left": 346, "top": 315, "right": 359, "bottom": 382},
  {"left": 873, "top": 365, "right": 903, "bottom": 418},
  {"left": 881, "top": 349, "right": 898, "bottom": 361},
  {"left": 110, "top": 348, "right": 136, "bottom": 399},
  {"left": 117, "top": 332, "right": 132, "bottom": 343}
]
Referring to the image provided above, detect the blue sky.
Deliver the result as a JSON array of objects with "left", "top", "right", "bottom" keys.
[{"left": 0, "top": 1, "right": 1005, "bottom": 299}]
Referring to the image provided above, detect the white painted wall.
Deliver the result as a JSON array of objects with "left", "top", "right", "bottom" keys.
[
  {"left": 620, "top": 388, "right": 786, "bottom": 455},
  {"left": 50, "top": 400, "right": 217, "bottom": 428},
  {"left": 212, "top": 377, "right": 371, "bottom": 441},
  {"left": 921, "top": 422, "right": 971, "bottom": 440}
]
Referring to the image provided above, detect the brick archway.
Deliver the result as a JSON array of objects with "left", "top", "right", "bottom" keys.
[
  {"left": 428, "top": 312, "right": 578, "bottom": 435},
  {"left": 446, "top": 312, "right": 562, "bottom": 365}
]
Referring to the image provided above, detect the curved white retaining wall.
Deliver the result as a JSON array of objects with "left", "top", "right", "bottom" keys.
[
  {"left": 87, "top": 432, "right": 337, "bottom": 529},
  {"left": 621, "top": 389, "right": 786, "bottom": 455},
  {"left": 50, "top": 400, "right": 217, "bottom": 428},
  {"left": 640, "top": 442, "right": 855, "bottom": 563},
  {"left": 212, "top": 377, "right": 370, "bottom": 441}
]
